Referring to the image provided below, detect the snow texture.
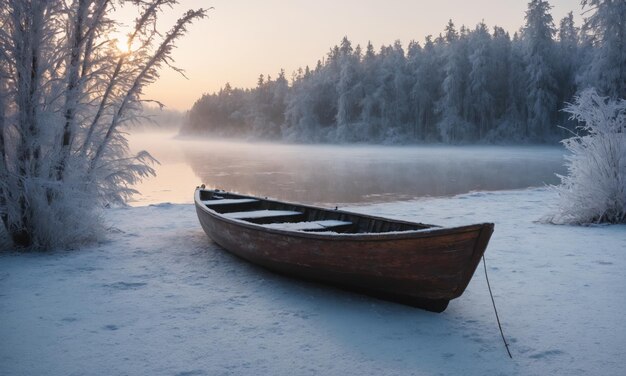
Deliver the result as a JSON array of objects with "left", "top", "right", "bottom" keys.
[{"left": 1, "top": 188, "right": 625, "bottom": 376}]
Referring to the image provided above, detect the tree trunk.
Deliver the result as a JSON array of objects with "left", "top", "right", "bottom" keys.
[
  {"left": 0, "top": 76, "right": 9, "bottom": 234},
  {"left": 57, "top": 0, "right": 87, "bottom": 181},
  {"left": 9, "top": 0, "right": 47, "bottom": 248}
]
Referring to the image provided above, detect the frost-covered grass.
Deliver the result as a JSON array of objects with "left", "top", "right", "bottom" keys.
[{"left": 1, "top": 188, "right": 625, "bottom": 376}]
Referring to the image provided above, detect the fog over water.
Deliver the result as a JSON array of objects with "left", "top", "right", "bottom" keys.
[{"left": 127, "top": 132, "right": 566, "bottom": 206}]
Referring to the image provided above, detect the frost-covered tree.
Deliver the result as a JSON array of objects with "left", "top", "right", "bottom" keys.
[
  {"left": 269, "top": 70, "right": 289, "bottom": 135},
  {"left": 523, "top": 0, "right": 559, "bottom": 141},
  {"left": 503, "top": 33, "right": 529, "bottom": 138},
  {"left": 579, "top": 0, "right": 626, "bottom": 99},
  {"left": 489, "top": 26, "right": 512, "bottom": 130},
  {"left": 556, "top": 12, "right": 580, "bottom": 128},
  {"left": 358, "top": 41, "right": 383, "bottom": 139},
  {"left": 284, "top": 76, "right": 319, "bottom": 141},
  {"left": 284, "top": 63, "right": 334, "bottom": 142},
  {"left": 437, "top": 21, "right": 471, "bottom": 142},
  {"left": 549, "top": 89, "right": 626, "bottom": 224},
  {"left": 467, "top": 22, "right": 495, "bottom": 139},
  {"left": 184, "top": 83, "right": 250, "bottom": 137},
  {"left": 245, "top": 70, "right": 289, "bottom": 138},
  {"left": 0, "top": 0, "right": 205, "bottom": 249},
  {"left": 377, "top": 41, "right": 410, "bottom": 141},
  {"left": 408, "top": 36, "right": 443, "bottom": 141},
  {"left": 335, "top": 37, "right": 364, "bottom": 141}
]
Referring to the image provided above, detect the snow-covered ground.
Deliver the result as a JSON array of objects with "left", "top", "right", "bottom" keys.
[{"left": 1, "top": 188, "right": 625, "bottom": 376}]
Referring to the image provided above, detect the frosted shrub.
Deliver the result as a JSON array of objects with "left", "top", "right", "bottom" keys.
[{"left": 549, "top": 89, "right": 626, "bottom": 224}]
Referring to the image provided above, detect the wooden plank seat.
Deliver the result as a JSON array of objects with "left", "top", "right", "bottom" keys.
[
  {"left": 202, "top": 198, "right": 259, "bottom": 206},
  {"left": 224, "top": 210, "right": 305, "bottom": 224},
  {"left": 203, "top": 198, "right": 261, "bottom": 213},
  {"left": 263, "top": 220, "right": 353, "bottom": 232}
]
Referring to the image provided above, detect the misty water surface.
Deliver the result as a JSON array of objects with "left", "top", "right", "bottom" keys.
[{"left": 127, "top": 132, "right": 566, "bottom": 206}]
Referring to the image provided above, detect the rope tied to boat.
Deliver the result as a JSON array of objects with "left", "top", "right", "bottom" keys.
[{"left": 483, "top": 255, "right": 513, "bottom": 358}]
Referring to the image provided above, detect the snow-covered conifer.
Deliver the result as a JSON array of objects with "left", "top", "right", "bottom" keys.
[
  {"left": 556, "top": 12, "right": 580, "bottom": 128},
  {"left": 523, "top": 0, "right": 559, "bottom": 141},
  {"left": 409, "top": 36, "right": 443, "bottom": 141},
  {"left": 467, "top": 22, "right": 495, "bottom": 139},
  {"left": 579, "top": 0, "right": 626, "bottom": 99},
  {"left": 489, "top": 26, "right": 512, "bottom": 131},
  {"left": 335, "top": 37, "right": 364, "bottom": 141},
  {"left": 437, "top": 20, "right": 471, "bottom": 142}
]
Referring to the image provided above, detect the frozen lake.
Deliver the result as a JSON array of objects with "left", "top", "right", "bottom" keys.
[{"left": 127, "top": 132, "right": 566, "bottom": 206}]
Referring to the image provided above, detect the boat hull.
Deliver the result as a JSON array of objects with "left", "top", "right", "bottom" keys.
[{"left": 195, "top": 189, "right": 494, "bottom": 312}]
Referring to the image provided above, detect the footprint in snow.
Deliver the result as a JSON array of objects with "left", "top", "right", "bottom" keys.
[
  {"left": 103, "top": 281, "right": 147, "bottom": 290},
  {"left": 594, "top": 260, "right": 613, "bottom": 265},
  {"left": 529, "top": 349, "right": 564, "bottom": 359},
  {"left": 175, "top": 371, "right": 207, "bottom": 376}
]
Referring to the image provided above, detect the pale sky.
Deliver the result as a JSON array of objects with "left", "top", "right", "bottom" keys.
[{"left": 136, "top": 0, "right": 584, "bottom": 111}]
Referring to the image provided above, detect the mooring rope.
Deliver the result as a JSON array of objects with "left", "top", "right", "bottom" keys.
[{"left": 483, "top": 255, "right": 513, "bottom": 358}]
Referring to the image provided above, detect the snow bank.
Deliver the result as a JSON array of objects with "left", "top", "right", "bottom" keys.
[{"left": 1, "top": 188, "right": 625, "bottom": 375}]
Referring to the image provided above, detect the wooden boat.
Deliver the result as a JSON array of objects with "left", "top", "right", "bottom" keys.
[{"left": 194, "top": 187, "right": 494, "bottom": 312}]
